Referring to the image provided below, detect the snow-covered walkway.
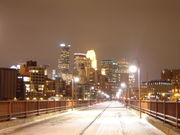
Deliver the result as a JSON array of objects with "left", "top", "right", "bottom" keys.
[{"left": 0, "top": 101, "right": 165, "bottom": 135}]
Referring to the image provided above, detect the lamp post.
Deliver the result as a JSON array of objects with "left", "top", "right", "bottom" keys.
[
  {"left": 72, "top": 77, "right": 80, "bottom": 110},
  {"left": 89, "top": 86, "right": 95, "bottom": 106},
  {"left": 121, "top": 82, "right": 127, "bottom": 107},
  {"left": 129, "top": 65, "right": 141, "bottom": 118}
]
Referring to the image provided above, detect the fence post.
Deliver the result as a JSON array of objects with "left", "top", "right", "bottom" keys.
[
  {"left": 156, "top": 100, "right": 158, "bottom": 118},
  {"left": 71, "top": 100, "right": 74, "bottom": 110},
  {"left": 176, "top": 99, "right": 179, "bottom": 128},
  {"left": 8, "top": 101, "right": 12, "bottom": 120},
  {"left": 25, "top": 101, "right": 28, "bottom": 117},
  {"left": 129, "top": 100, "right": 131, "bottom": 108},
  {"left": 65, "top": 100, "right": 67, "bottom": 110},
  {"left": 163, "top": 100, "right": 166, "bottom": 122},
  {"left": 54, "top": 101, "right": 56, "bottom": 112},
  {"left": 149, "top": 101, "right": 151, "bottom": 114},
  {"left": 37, "top": 101, "right": 40, "bottom": 115},
  {"left": 127, "top": 99, "right": 129, "bottom": 108},
  {"left": 46, "top": 101, "right": 49, "bottom": 113}
]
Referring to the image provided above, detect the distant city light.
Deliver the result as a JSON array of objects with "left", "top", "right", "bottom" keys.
[
  {"left": 105, "top": 94, "right": 110, "bottom": 98},
  {"left": 44, "top": 70, "right": 48, "bottom": 75},
  {"left": 129, "top": 65, "right": 138, "bottom": 73},
  {"left": 116, "top": 92, "right": 120, "bottom": 99},
  {"left": 121, "top": 82, "right": 127, "bottom": 88},
  {"left": 119, "top": 89, "right": 122, "bottom": 93},
  {"left": 54, "top": 74, "right": 59, "bottom": 78},
  {"left": 33, "top": 97, "right": 37, "bottom": 100},
  {"left": 23, "top": 77, "right": 30, "bottom": 82},
  {"left": 74, "top": 77, "right": 80, "bottom": 83},
  {"left": 60, "top": 43, "right": 66, "bottom": 47},
  {"left": 10, "top": 65, "right": 17, "bottom": 69},
  {"left": 91, "top": 86, "right": 95, "bottom": 90},
  {"left": 16, "top": 65, "right": 20, "bottom": 69},
  {"left": 101, "top": 68, "right": 106, "bottom": 75}
]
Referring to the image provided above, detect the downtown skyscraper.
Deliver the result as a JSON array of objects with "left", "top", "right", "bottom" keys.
[{"left": 58, "top": 43, "right": 71, "bottom": 80}]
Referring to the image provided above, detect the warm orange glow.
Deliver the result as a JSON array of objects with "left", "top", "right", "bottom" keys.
[
  {"left": 101, "top": 68, "right": 106, "bottom": 75},
  {"left": 174, "top": 93, "right": 180, "bottom": 97},
  {"left": 86, "top": 50, "right": 97, "bottom": 70}
]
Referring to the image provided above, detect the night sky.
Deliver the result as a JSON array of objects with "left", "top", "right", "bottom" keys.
[{"left": 0, "top": 0, "right": 180, "bottom": 81}]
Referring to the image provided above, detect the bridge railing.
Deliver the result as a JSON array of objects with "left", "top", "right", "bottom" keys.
[
  {"left": 0, "top": 99, "right": 105, "bottom": 122},
  {"left": 127, "top": 100, "right": 180, "bottom": 128}
]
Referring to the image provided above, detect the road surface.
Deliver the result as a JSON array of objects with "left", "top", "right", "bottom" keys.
[{"left": 0, "top": 101, "right": 165, "bottom": 135}]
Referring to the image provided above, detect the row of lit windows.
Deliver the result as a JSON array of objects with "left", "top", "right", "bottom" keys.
[{"left": 145, "top": 82, "right": 172, "bottom": 85}]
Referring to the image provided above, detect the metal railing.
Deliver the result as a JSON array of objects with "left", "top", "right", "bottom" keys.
[
  {"left": 127, "top": 100, "right": 180, "bottom": 128},
  {"left": 0, "top": 99, "right": 104, "bottom": 122}
]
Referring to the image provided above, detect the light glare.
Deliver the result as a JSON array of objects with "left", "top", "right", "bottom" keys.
[
  {"left": 74, "top": 77, "right": 80, "bottom": 83},
  {"left": 121, "top": 82, "right": 127, "bottom": 88},
  {"left": 60, "top": 43, "right": 65, "bottom": 47},
  {"left": 129, "top": 65, "right": 138, "bottom": 73}
]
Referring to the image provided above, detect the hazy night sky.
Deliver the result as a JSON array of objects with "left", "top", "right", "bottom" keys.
[{"left": 0, "top": 0, "right": 180, "bottom": 81}]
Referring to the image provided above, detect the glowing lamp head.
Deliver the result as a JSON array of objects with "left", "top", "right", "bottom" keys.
[
  {"left": 10, "top": 65, "right": 17, "bottom": 69},
  {"left": 129, "top": 65, "right": 138, "bottom": 73},
  {"left": 60, "top": 43, "right": 66, "bottom": 47},
  {"left": 121, "top": 82, "right": 127, "bottom": 88},
  {"left": 91, "top": 86, "right": 95, "bottom": 90},
  {"left": 74, "top": 77, "right": 80, "bottom": 83},
  {"left": 16, "top": 65, "right": 21, "bottom": 69}
]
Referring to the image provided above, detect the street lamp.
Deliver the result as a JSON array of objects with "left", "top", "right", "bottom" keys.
[
  {"left": 74, "top": 77, "right": 80, "bottom": 83},
  {"left": 72, "top": 77, "right": 80, "bottom": 110},
  {"left": 121, "top": 82, "right": 127, "bottom": 89},
  {"left": 116, "top": 89, "right": 122, "bottom": 99},
  {"left": 89, "top": 86, "right": 95, "bottom": 105},
  {"left": 129, "top": 65, "right": 141, "bottom": 118},
  {"left": 121, "top": 82, "right": 128, "bottom": 107},
  {"left": 90, "top": 86, "right": 95, "bottom": 99},
  {"left": 129, "top": 65, "right": 138, "bottom": 73}
]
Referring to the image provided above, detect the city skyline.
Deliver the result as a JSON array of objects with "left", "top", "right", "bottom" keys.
[{"left": 0, "top": 0, "right": 180, "bottom": 81}]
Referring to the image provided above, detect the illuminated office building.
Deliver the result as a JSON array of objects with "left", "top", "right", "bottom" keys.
[
  {"left": 99, "top": 60, "right": 119, "bottom": 97},
  {"left": 86, "top": 50, "right": 98, "bottom": 84},
  {"left": 58, "top": 43, "right": 71, "bottom": 78},
  {"left": 161, "top": 69, "right": 180, "bottom": 100},
  {"left": 74, "top": 53, "right": 88, "bottom": 84},
  {"left": 141, "top": 80, "right": 173, "bottom": 100},
  {"left": 86, "top": 50, "right": 97, "bottom": 71},
  {"left": 28, "top": 66, "right": 46, "bottom": 92},
  {"left": 17, "top": 61, "right": 47, "bottom": 99},
  {"left": 117, "top": 59, "right": 136, "bottom": 98},
  {"left": 100, "top": 60, "right": 114, "bottom": 82},
  {"left": 117, "top": 58, "right": 129, "bottom": 84},
  {"left": 161, "top": 69, "right": 180, "bottom": 88}
]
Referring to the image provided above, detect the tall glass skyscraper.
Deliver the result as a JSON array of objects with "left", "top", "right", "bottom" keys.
[{"left": 58, "top": 43, "right": 71, "bottom": 76}]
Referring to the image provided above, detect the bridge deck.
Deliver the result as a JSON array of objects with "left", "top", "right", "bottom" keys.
[{"left": 0, "top": 101, "right": 165, "bottom": 135}]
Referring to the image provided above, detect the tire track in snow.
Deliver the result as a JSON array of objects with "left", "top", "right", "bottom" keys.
[{"left": 79, "top": 102, "right": 112, "bottom": 135}]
